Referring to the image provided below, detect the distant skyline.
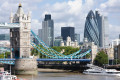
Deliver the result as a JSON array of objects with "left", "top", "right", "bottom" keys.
[{"left": 0, "top": 0, "right": 119, "bottom": 42}]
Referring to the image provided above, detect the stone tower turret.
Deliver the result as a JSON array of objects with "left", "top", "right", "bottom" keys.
[
  {"left": 10, "top": 3, "right": 37, "bottom": 75},
  {"left": 10, "top": 3, "right": 31, "bottom": 58}
]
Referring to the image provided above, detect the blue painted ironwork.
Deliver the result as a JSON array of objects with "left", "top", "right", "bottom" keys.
[
  {"left": 74, "top": 49, "right": 91, "bottom": 58},
  {"left": 31, "top": 30, "right": 92, "bottom": 59},
  {"left": 31, "top": 42, "right": 56, "bottom": 58},
  {"left": 67, "top": 49, "right": 82, "bottom": 58},
  {"left": 0, "top": 59, "right": 15, "bottom": 65},
  {"left": 37, "top": 59, "right": 91, "bottom": 62},
  {"left": 31, "top": 41, "right": 65, "bottom": 58},
  {"left": 31, "top": 30, "right": 68, "bottom": 58}
]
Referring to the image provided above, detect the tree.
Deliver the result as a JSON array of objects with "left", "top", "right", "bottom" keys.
[
  {"left": 94, "top": 51, "right": 108, "bottom": 66},
  {"left": 31, "top": 46, "right": 80, "bottom": 58},
  {"left": 0, "top": 52, "right": 10, "bottom": 58},
  {"left": 86, "top": 53, "right": 91, "bottom": 59},
  {"left": 113, "top": 59, "right": 120, "bottom": 65}
]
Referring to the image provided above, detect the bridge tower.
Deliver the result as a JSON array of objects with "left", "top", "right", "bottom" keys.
[{"left": 10, "top": 3, "right": 37, "bottom": 75}]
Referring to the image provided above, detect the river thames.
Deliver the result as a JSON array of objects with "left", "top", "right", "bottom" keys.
[{"left": 18, "top": 71, "right": 120, "bottom": 80}]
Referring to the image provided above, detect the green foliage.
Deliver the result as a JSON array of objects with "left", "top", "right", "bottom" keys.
[
  {"left": 52, "top": 46, "right": 79, "bottom": 55},
  {"left": 94, "top": 51, "right": 108, "bottom": 66},
  {"left": 31, "top": 45, "right": 80, "bottom": 58},
  {"left": 0, "top": 54, "right": 4, "bottom": 58},
  {"left": 113, "top": 59, "right": 120, "bottom": 64},
  {"left": 0, "top": 52, "right": 10, "bottom": 58},
  {"left": 86, "top": 53, "right": 91, "bottom": 59}
]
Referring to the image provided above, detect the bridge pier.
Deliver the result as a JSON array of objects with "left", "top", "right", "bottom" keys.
[{"left": 14, "top": 58, "right": 37, "bottom": 75}]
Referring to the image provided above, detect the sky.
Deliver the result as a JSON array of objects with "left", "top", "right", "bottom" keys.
[{"left": 0, "top": 0, "right": 120, "bottom": 43}]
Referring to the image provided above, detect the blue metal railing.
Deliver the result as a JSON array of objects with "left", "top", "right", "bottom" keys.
[
  {"left": 31, "top": 30, "right": 68, "bottom": 58},
  {"left": 31, "top": 30, "right": 92, "bottom": 59}
]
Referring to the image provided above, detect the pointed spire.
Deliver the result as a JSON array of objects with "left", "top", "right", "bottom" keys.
[
  {"left": 17, "top": 3, "right": 24, "bottom": 15},
  {"left": 19, "top": 3, "right": 22, "bottom": 7}
]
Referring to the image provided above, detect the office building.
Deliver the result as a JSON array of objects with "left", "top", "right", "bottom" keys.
[
  {"left": 119, "top": 34, "right": 120, "bottom": 39},
  {"left": 84, "top": 10, "right": 99, "bottom": 46},
  {"left": 95, "top": 11, "right": 109, "bottom": 48},
  {"left": 38, "top": 29, "right": 43, "bottom": 40},
  {"left": 54, "top": 36, "right": 63, "bottom": 46},
  {"left": 61, "top": 27, "right": 75, "bottom": 41},
  {"left": 114, "top": 44, "right": 120, "bottom": 60},
  {"left": 0, "top": 34, "right": 10, "bottom": 41},
  {"left": 41, "top": 14, "right": 54, "bottom": 47},
  {"left": 75, "top": 33, "right": 80, "bottom": 44},
  {"left": 112, "top": 39, "right": 120, "bottom": 48},
  {"left": 84, "top": 10, "right": 109, "bottom": 48}
]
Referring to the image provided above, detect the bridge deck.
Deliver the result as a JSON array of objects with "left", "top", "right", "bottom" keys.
[
  {"left": 37, "top": 59, "right": 91, "bottom": 62},
  {"left": 0, "top": 23, "right": 20, "bottom": 29},
  {"left": 0, "top": 58, "right": 91, "bottom": 65}
]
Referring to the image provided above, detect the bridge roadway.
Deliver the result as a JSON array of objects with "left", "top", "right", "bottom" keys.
[
  {"left": 0, "top": 23, "right": 20, "bottom": 29},
  {"left": 37, "top": 59, "right": 91, "bottom": 62},
  {"left": 0, "top": 58, "right": 91, "bottom": 65}
]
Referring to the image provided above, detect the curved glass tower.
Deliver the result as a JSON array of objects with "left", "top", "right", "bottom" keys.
[{"left": 84, "top": 10, "right": 99, "bottom": 46}]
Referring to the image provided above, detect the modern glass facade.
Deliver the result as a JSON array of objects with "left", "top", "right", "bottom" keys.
[
  {"left": 95, "top": 11, "right": 109, "bottom": 48},
  {"left": 84, "top": 10, "right": 99, "bottom": 46},
  {"left": 42, "top": 14, "right": 54, "bottom": 47},
  {"left": 84, "top": 10, "right": 109, "bottom": 47},
  {"left": 54, "top": 36, "right": 63, "bottom": 46},
  {"left": 103, "top": 16, "right": 109, "bottom": 48},
  {"left": 0, "top": 34, "right": 10, "bottom": 41},
  {"left": 75, "top": 33, "right": 80, "bottom": 44},
  {"left": 38, "top": 29, "right": 43, "bottom": 40},
  {"left": 61, "top": 27, "right": 75, "bottom": 41}
]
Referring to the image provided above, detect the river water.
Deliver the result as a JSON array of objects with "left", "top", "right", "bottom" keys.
[{"left": 18, "top": 72, "right": 120, "bottom": 80}]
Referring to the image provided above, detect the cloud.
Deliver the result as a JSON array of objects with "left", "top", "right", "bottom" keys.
[
  {"left": 109, "top": 24, "right": 120, "bottom": 42},
  {"left": 0, "top": 0, "right": 42, "bottom": 22},
  {"left": 100, "top": 0, "right": 120, "bottom": 13},
  {"left": 0, "top": 0, "right": 95, "bottom": 42},
  {"left": 97, "top": 0, "right": 120, "bottom": 42},
  {"left": 0, "top": 0, "right": 42, "bottom": 34},
  {"left": 40, "top": 0, "right": 94, "bottom": 41},
  {"left": 31, "top": 19, "right": 42, "bottom": 34},
  {"left": 0, "top": 0, "right": 119, "bottom": 43}
]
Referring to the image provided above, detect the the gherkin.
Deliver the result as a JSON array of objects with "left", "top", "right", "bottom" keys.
[{"left": 84, "top": 10, "right": 99, "bottom": 46}]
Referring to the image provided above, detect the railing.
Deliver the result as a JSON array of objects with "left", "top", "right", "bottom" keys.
[
  {"left": 37, "top": 59, "right": 91, "bottom": 62},
  {"left": 0, "top": 23, "right": 20, "bottom": 28},
  {"left": 0, "top": 58, "right": 16, "bottom": 65},
  {"left": 31, "top": 30, "right": 92, "bottom": 59}
]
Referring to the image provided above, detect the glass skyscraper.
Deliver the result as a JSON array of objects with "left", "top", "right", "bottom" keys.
[
  {"left": 41, "top": 14, "right": 54, "bottom": 47},
  {"left": 84, "top": 10, "right": 109, "bottom": 48},
  {"left": 103, "top": 16, "right": 109, "bottom": 48},
  {"left": 95, "top": 11, "right": 109, "bottom": 48},
  {"left": 84, "top": 10, "right": 99, "bottom": 46},
  {"left": 61, "top": 27, "right": 75, "bottom": 41},
  {"left": 75, "top": 33, "right": 80, "bottom": 44}
]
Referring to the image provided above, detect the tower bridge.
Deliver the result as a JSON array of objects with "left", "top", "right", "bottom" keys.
[{"left": 0, "top": 4, "right": 93, "bottom": 75}]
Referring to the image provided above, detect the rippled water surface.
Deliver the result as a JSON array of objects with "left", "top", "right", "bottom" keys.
[{"left": 18, "top": 72, "right": 120, "bottom": 80}]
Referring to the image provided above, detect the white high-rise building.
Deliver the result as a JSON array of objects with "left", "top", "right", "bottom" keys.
[
  {"left": 95, "top": 11, "right": 109, "bottom": 48},
  {"left": 112, "top": 39, "right": 120, "bottom": 48}
]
